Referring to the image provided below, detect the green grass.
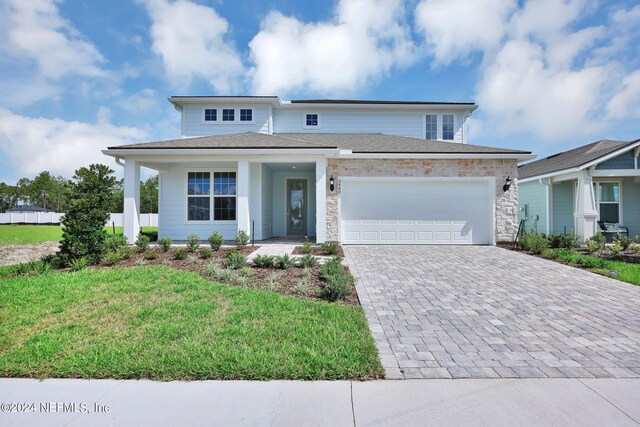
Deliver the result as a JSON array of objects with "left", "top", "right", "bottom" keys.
[
  {"left": 0, "top": 265, "right": 383, "bottom": 380},
  {"left": 544, "top": 248, "right": 640, "bottom": 286},
  {"left": 0, "top": 225, "right": 157, "bottom": 246}
]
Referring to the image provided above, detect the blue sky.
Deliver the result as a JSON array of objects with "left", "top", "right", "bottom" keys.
[{"left": 0, "top": 0, "right": 639, "bottom": 183}]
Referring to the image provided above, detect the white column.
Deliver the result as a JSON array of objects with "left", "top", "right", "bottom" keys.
[
  {"left": 315, "top": 157, "right": 327, "bottom": 243},
  {"left": 124, "top": 159, "right": 140, "bottom": 244},
  {"left": 237, "top": 160, "right": 251, "bottom": 237},
  {"left": 573, "top": 171, "right": 597, "bottom": 242}
]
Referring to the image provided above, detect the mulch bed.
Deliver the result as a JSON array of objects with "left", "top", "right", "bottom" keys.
[
  {"left": 97, "top": 245, "right": 359, "bottom": 306},
  {"left": 292, "top": 245, "right": 345, "bottom": 257}
]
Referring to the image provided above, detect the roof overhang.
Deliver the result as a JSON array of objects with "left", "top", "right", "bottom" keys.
[{"left": 168, "top": 96, "right": 282, "bottom": 110}]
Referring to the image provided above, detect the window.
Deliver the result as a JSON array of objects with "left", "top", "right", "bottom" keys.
[
  {"left": 187, "top": 171, "right": 237, "bottom": 221},
  {"left": 240, "top": 109, "right": 253, "bottom": 122},
  {"left": 203, "top": 108, "right": 217, "bottom": 122},
  {"left": 594, "top": 182, "right": 620, "bottom": 223},
  {"left": 187, "top": 172, "right": 210, "bottom": 221},
  {"left": 425, "top": 115, "right": 437, "bottom": 140},
  {"left": 213, "top": 172, "right": 237, "bottom": 221},
  {"left": 222, "top": 109, "right": 235, "bottom": 121},
  {"left": 442, "top": 114, "right": 454, "bottom": 140},
  {"left": 305, "top": 113, "right": 319, "bottom": 127}
]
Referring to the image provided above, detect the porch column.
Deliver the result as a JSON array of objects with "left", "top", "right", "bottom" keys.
[
  {"left": 123, "top": 159, "right": 140, "bottom": 244},
  {"left": 315, "top": 157, "right": 327, "bottom": 243},
  {"left": 574, "top": 171, "right": 597, "bottom": 242},
  {"left": 237, "top": 160, "right": 251, "bottom": 236}
]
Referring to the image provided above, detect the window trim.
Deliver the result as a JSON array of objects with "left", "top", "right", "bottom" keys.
[
  {"left": 201, "top": 108, "right": 218, "bottom": 124},
  {"left": 593, "top": 180, "right": 623, "bottom": 224},
  {"left": 303, "top": 112, "right": 321, "bottom": 129},
  {"left": 239, "top": 108, "right": 254, "bottom": 123},
  {"left": 442, "top": 114, "right": 455, "bottom": 141},
  {"left": 184, "top": 168, "right": 237, "bottom": 224},
  {"left": 200, "top": 107, "right": 255, "bottom": 124}
]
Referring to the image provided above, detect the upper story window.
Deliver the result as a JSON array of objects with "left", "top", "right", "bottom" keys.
[
  {"left": 304, "top": 113, "right": 320, "bottom": 128},
  {"left": 240, "top": 109, "right": 253, "bottom": 122},
  {"left": 425, "top": 115, "right": 437, "bottom": 140},
  {"left": 222, "top": 108, "right": 235, "bottom": 122},
  {"left": 203, "top": 108, "right": 217, "bottom": 122},
  {"left": 442, "top": 114, "right": 454, "bottom": 140}
]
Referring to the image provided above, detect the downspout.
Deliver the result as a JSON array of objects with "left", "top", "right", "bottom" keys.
[
  {"left": 115, "top": 157, "right": 125, "bottom": 168},
  {"left": 539, "top": 178, "right": 551, "bottom": 235}
]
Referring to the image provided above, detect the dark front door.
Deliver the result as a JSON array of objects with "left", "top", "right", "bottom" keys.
[{"left": 287, "top": 179, "right": 307, "bottom": 236}]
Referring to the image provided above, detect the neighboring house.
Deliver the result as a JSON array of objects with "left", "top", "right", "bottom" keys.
[
  {"left": 5, "top": 205, "right": 52, "bottom": 213},
  {"left": 103, "top": 96, "right": 534, "bottom": 245},
  {"left": 518, "top": 139, "right": 640, "bottom": 242}
]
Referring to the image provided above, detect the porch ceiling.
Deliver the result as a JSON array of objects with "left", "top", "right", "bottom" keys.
[{"left": 263, "top": 162, "right": 315, "bottom": 172}]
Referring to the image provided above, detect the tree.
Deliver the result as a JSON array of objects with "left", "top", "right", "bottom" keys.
[
  {"left": 58, "top": 164, "right": 118, "bottom": 265},
  {"left": 140, "top": 175, "right": 158, "bottom": 214}
]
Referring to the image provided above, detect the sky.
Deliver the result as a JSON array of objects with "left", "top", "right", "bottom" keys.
[{"left": 0, "top": 0, "right": 639, "bottom": 184}]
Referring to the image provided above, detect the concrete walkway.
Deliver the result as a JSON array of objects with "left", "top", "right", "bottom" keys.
[
  {"left": 0, "top": 378, "right": 638, "bottom": 426},
  {"left": 345, "top": 246, "right": 640, "bottom": 380}
]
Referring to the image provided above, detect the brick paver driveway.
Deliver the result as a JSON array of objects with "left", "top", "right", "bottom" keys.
[{"left": 345, "top": 246, "right": 640, "bottom": 380}]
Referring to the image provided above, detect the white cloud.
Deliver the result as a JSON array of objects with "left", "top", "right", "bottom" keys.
[
  {"left": 415, "top": 0, "right": 516, "bottom": 65},
  {"left": 142, "top": 0, "right": 244, "bottom": 93},
  {"left": 0, "top": 0, "right": 105, "bottom": 79},
  {"left": 120, "top": 88, "right": 160, "bottom": 114},
  {"left": 0, "top": 108, "right": 147, "bottom": 177},
  {"left": 607, "top": 70, "right": 640, "bottom": 120},
  {"left": 249, "top": 0, "right": 416, "bottom": 95}
]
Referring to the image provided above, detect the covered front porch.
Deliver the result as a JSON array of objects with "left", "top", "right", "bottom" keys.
[{"left": 119, "top": 157, "right": 328, "bottom": 244}]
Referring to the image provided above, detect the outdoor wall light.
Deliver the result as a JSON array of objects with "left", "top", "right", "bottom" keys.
[
  {"left": 503, "top": 176, "right": 512, "bottom": 192},
  {"left": 329, "top": 175, "right": 335, "bottom": 192}
]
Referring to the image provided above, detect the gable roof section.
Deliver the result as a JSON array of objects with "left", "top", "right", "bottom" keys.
[
  {"left": 518, "top": 139, "right": 640, "bottom": 179},
  {"left": 107, "top": 132, "right": 530, "bottom": 155}
]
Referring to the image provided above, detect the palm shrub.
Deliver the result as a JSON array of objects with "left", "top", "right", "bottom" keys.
[
  {"left": 226, "top": 251, "right": 247, "bottom": 269},
  {"left": 235, "top": 230, "right": 250, "bottom": 248},
  {"left": 252, "top": 254, "right": 275, "bottom": 268},
  {"left": 321, "top": 241, "right": 339, "bottom": 255},
  {"left": 157, "top": 238, "right": 172, "bottom": 252},
  {"left": 274, "top": 254, "right": 294, "bottom": 269},
  {"left": 298, "top": 254, "right": 318, "bottom": 268},
  {"left": 58, "top": 164, "right": 118, "bottom": 265},
  {"left": 300, "top": 239, "right": 313, "bottom": 254},
  {"left": 208, "top": 231, "right": 224, "bottom": 250},
  {"left": 186, "top": 234, "right": 200, "bottom": 252},
  {"left": 135, "top": 233, "right": 150, "bottom": 252}
]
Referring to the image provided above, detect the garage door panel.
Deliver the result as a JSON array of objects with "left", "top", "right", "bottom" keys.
[{"left": 340, "top": 180, "right": 491, "bottom": 245}]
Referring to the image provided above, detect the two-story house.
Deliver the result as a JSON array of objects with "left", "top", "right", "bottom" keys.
[{"left": 103, "top": 96, "right": 534, "bottom": 245}]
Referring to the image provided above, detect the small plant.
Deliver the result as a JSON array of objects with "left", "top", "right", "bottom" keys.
[
  {"left": 274, "top": 254, "right": 295, "bottom": 269},
  {"left": 296, "top": 267, "right": 310, "bottom": 278},
  {"left": 252, "top": 254, "right": 275, "bottom": 268},
  {"left": 226, "top": 251, "right": 247, "bottom": 269},
  {"left": 298, "top": 254, "right": 318, "bottom": 268},
  {"left": 69, "top": 257, "right": 87, "bottom": 272},
  {"left": 235, "top": 276, "right": 253, "bottom": 288},
  {"left": 300, "top": 239, "right": 314, "bottom": 255},
  {"left": 187, "top": 255, "right": 199, "bottom": 266},
  {"left": 201, "top": 262, "right": 221, "bottom": 278},
  {"left": 610, "top": 240, "right": 625, "bottom": 255},
  {"left": 186, "top": 234, "right": 200, "bottom": 252},
  {"left": 218, "top": 268, "right": 235, "bottom": 282},
  {"left": 235, "top": 230, "right": 250, "bottom": 248},
  {"left": 104, "top": 234, "right": 128, "bottom": 252},
  {"left": 117, "top": 246, "right": 134, "bottom": 260},
  {"left": 518, "top": 231, "right": 548, "bottom": 254},
  {"left": 317, "top": 257, "right": 352, "bottom": 302},
  {"left": 200, "top": 248, "right": 213, "bottom": 259},
  {"left": 294, "top": 277, "right": 309, "bottom": 295},
  {"left": 143, "top": 251, "right": 158, "bottom": 260},
  {"left": 585, "top": 232, "right": 605, "bottom": 253},
  {"left": 135, "top": 233, "right": 150, "bottom": 252},
  {"left": 173, "top": 248, "right": 188, "bottom": 260},
  {"left": 208, "top": 231, "right": 224, "bottom": 251},
  {"left": 35, "top": 261, "right": 51, "bottom": 275},
  {"left": 629, "top": 243, "right": 640, "bottom": 253},
  {"left": 548, "top": 232, "right": 579, "bottom": 249},
  {"left": 321, "top": 241, "right": 339, "bottom": 255},
  {"left": 157, "top": 238, "right": 172, "bottom": 252},
  {"left": 265, "top": 274, "right": 278, "bottom": 291},
  {"left": 104, "top": 251, "right": 122, "bottom": 266},
  {"left": 614, "top": 234, "right": 632, "bottom": 251},
  {"left": 238, "top": 267, "right": 254, "bottom": 277},
  {"left": 11, "top": 262, "right": 32, "bottom": 276},
  {"left": 135, "top": 258, "right": 147, "bottom": 266}
]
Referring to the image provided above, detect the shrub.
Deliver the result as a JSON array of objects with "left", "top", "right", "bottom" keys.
[
  {"left": 235, "top": 276, "right": 253, "bottom": 288},
  {"left": 585, "top": 233, "right": 605, "bottom": 253},
  {"left": 69, "top": 257, "right": 87, "bottom": 272},
  {"left": 548, "top": 232, "right": 579, "bottom": 249},
  {"left": 104, "top": 234, "right": 127, "bottom": 253},
  {"left": 317, "top": 258, "right": 353, "bottom": 302},
  {"left": 135, "top": 233, "right": 150, "bottom": 252},
  {"left": 226, "top": 251, "right": 247, "bottom": 270},
  {"left": 238, "top": 267, "right": 255, "bottom": 277},
  {"left": 518, "top": 231, "right": 548, "bottom": 254},
  {"left": 218, "top": 268, "right": 235, "bottom": 282},
  {"left": 35, "top": 262, "right": 51, "bottom": 275},
  {"left": 11, "top": 262, "right": 32, "bottom": 276},
  {"left": 186, "top": 234, "right": 200, "bottom": 252},
  {"left": 187, "top": 256, "right": 199, "bottom": 265},
  {"left": 104, "top": 251, "right": 122, "bottom": 266},
  {"left": 629, "top": 243, "right": 640, "bottom": 253},
  {"left": 274, "top": 254, "right": 294, "bottom": 269},
  {"left": 614, "top": 234, "right": 632, "bottom": 251},
  {"left": 610, "top": 240, "right": 624, "bottom": 255},
  {"left": 173, "top": 248, "right": 187, "bottom": 260},
  {"left": 144, "top": 251, "right": 157, "bottom": 260},
  {"left": 135, "top": 258, "right": 147, "bottom": 266},
  {"left": 321, "top": 241, "right": 339, "bottom": 255},
  {"left": 235, "top": 230, "right": 250, "bottom": 248},
  {"left": 300, "top": 239, "right": 313, "bottom": 255},
  {"left": 208, "top": 231, "right": 224, "bottom": 251},
  {"left": 298, "top": 254, "right": 318, "bottom": 268},
  {"left": 201, "top": 262, "right": 221, "bottom": 278},
  {"left": 157, "top": 238, "right": 172, "bottom": 252},
  {"left": 118, "top": 246, "right": 134, "bottom": 260},
  {"left": 265, "top": 274, "right": 278, "bottom": 291},
  {"left": 252, "top": 254, "right": 275, "bottom": 268},
  {"left": 58, "top": 164, "right": 117, "bottom": 265},
  {"left": 294, "top": 277, "right": 309, "bottom": 295},
  {"left": 200, "top": 248, "right": 213, "bottom": 259}
]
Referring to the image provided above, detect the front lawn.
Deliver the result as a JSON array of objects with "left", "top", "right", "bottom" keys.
[
  {"left": 542, "top": 248, "right": 640, "bottom": 286},
  {"left": 0, "top": 225, "right": 157, "bottom": 246},
  {"left": 0, "top": 266, "right": 383, "bottom": 380}
]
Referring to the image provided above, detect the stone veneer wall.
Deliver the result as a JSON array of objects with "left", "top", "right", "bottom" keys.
[{"left": 325, "top": 158, "right": 519, "bottom": 243}]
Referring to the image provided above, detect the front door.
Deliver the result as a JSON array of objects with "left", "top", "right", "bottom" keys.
[{"left": 287, "top": 179, "right": 307, "bottom": 236}]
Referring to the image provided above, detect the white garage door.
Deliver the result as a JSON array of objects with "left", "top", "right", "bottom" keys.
[{"left": 340, "top": 179, "right": 493, "bottom": 245}]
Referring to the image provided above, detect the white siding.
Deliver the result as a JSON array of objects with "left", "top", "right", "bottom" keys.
[
  {"left": 183, "top": 105, "right": 271, "bottom": 137},
  {"left": 158, "top": 162, "right": 238, "bottom": 241}
]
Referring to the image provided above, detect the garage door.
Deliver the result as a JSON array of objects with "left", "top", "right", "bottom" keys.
[{"left": 340, "top": 179, "right": 493, "bottom": 244}]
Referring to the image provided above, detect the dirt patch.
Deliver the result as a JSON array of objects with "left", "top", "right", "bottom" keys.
[{"left": 0, "top": 242, "right": 59, "bottom": 266}]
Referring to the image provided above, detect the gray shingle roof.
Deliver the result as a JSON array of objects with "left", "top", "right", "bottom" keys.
[
  {"left": 108, "top": 132, "right": 530, "bottom": 155},
  {"left": 518, "top": 139, "right": 640, "bottom": 179}
]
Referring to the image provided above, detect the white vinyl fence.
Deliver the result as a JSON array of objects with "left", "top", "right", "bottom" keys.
[{"left": 0, "top": 212, "right": 158, "bottom": 227}]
